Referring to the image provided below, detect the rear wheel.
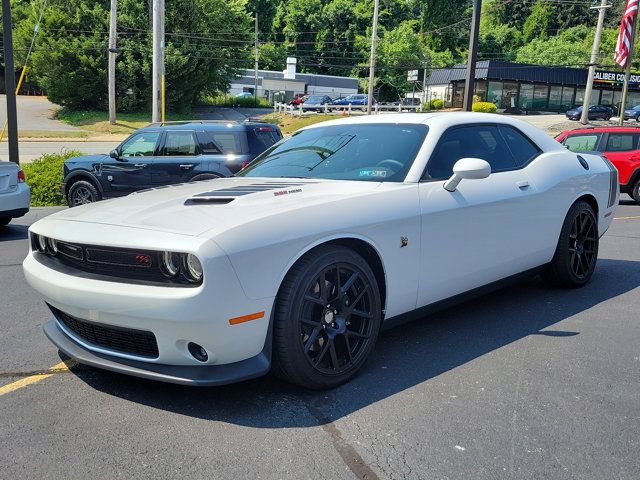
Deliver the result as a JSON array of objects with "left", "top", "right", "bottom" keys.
[
  {"left": 67, "top": 180, "right": 101, "bottom": 207},
  {"left": 542, "top": 201, "right": 599, "bottom": 288},
  {"left": 0, "top": 216, "right": 10, "bottom": 227},
  {"left": 631, "top": 179, "right": 640, "bottom": 204},
  {"left": 272, "top": 245, "right": 382, "bottom": 389}
]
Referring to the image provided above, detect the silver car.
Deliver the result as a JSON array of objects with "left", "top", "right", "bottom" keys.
[{"left": 0, "top": 161, "right": 30, "bottom": 226}]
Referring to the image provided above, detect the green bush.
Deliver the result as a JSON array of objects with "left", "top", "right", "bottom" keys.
[
  {"left": 22, "top": 150, "right": 84, "bottom": 206},
  {"left": 428, "top": 98, "right": 444, "bottom": 110},
  {"left": 472, "top": 102, "right": 498, "bottom": 113},
  {"left": 201, "top": 94, "right": 272, "bottom": 108}
]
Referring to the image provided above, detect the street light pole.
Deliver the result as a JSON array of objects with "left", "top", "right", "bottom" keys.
[
  {"left": 581, "top": 0, "right": 610, "bottom": 125},
  {"left": 462, "top": 0, "right": 482, "bottom": 111},
  {"left": 366, "top": 0, "right": 379, "bottom": 115},
  {"left": 254, "top": 15, "right": 259, "bottom": 107},
  {"left": 151, "top": 0, "right": 164, "bottom": 123},
  {"left": 2, "top": 0, "right": 20, "bottom": 164}
]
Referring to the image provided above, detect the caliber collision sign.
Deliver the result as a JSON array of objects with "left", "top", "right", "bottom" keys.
[{"left": 593, "top": 70, "right": 640, "bottom": 85}]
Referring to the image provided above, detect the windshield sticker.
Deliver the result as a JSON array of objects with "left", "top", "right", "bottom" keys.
[
  {"left": 274, "top": 188, "right": 303, "bottom": 197},
  {"left": 358, "top": 169, "right": 388, "bottom": 178}
]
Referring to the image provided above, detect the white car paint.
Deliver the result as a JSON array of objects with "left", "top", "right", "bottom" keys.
[
  {"left": 0, "top": 161, "right": 30, "bottom": 223},
  {"left": 22, "top": 113, "right": 619, "bottom": 385}
]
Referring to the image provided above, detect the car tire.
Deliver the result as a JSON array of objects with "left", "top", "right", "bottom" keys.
[
  {"left": 67, "top": 179, "right": 101, "bottom": 207},
  {"left": 190, "top": 173, "right": 223, "bottom": 182},
  {"left": 605, "top": 115, "right": 611, "bottom": 121},
  {"left": 631, "top": 179, "right": 640, "bottom": 204},
  {"left": 272, "top": 245, "right": 382, "bottom": 390},
  {"left": 542, "top": 200, "right": 599, "bottom": 288},
  {"left": 0, "top": 216, "right": 10, "bottom": 227}
]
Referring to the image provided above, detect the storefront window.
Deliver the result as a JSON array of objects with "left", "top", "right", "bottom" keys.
[
  {"left": 548, "top": 86, "right": 562, "bottom": 112},
  {"left": 487, "top": 81, "right": 503, "bottom": 108},
  {"left": 503, "top": 82, "right": 518, "bottom": 110},
  {"left": 474, "top": 80, "right": 487, "bottom": 102},
  {"left": 519, "top": 84, "right": 534, "bottom": 110},
  {"left": 561, "top": 86, "right": 575, "bottom": 111},
  {"left": 452, "top": 82, "right": 465, "bottom": 108},
  {"left": 590, "top": 88, "right": 602, "bottom": 105},
  {"left": 600, "top": 89, "right": 613, "bottom": 106},
  {"left": 626, "top": 91, "right": 640, "bottom": 109},
  {"left": 613, "top": 90, "right": 623, "bottom": 112},
  {"left": 533, "top": 84, "right": 549, "bottom": 110},
  {"left": 575, "top": 88, "right": 586, "bottom": 107}
]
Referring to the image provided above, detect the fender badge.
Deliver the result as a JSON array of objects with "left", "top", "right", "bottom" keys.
[
  {"left": 107, "top": 175, "right": 113, "bottom": 181},
  {"left": 400, "top": 236, "right": 408, "bottom": 248}
]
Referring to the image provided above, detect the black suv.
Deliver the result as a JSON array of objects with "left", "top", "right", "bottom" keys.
[{"left": 62, "top": 120, "right": 283, "bottom": 206}]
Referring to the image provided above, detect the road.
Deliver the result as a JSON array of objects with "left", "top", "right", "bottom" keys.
[
  {"left": 0, "top": 95, "right": 79, "bottom": 132},
  {"left": 0, "top": 141, "right": 119, "bottom": 163},
  {"left": 0, "top": 202, "right": 639, "bottom": 479}
]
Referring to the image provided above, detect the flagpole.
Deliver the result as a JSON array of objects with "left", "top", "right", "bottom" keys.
[{"left": 620, "top": 14, "right": 640, "bottom": 125}]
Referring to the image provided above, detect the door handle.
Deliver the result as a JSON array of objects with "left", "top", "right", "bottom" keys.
[
  {"left": 179, "top": 164, "right": 195, "bottom": 169},
  {"left": 134, "top": 163, "right": 147, "bottom": 168},
  {"left": 516, "top": 180, "right": 530, "bottom": 189}
]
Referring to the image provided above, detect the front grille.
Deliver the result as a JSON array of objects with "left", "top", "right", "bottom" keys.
[{"left": 52, "top": 306, "right": 159, "bottom": 358}]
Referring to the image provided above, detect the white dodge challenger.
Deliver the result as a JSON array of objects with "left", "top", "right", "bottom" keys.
[{"left": 23, "top": 113, "right": 619, "bottom": 389}]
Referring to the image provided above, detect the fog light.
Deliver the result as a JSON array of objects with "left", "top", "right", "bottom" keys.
[
  {"left": 37, "top": 234, "right": 48, "bottom": 253},
  {"left": 187, "top": 342, "right": 208, "bottom": 362}
]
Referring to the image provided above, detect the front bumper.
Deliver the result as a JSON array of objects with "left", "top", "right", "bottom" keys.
[{"left": 44, "top": 320, "right": 270, "bottom": 386}]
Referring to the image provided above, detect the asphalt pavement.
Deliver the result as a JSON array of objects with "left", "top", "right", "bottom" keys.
[
  {"left": 0, "top": 141, "right": 120, "bottom": 163},
  {"left": 0, "top": 203, "right": 639, "bottom": 479}
]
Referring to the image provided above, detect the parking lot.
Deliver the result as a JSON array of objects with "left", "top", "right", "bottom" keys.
[{"left": 1, "top": 202, "right": 639, "bottom": 479}]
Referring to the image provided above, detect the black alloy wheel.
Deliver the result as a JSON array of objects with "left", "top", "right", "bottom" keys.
[
  {"left": 631, "top": 180, "right": 640, "bottom": 204},
  {"left": 568, "top": 211, "right": 598, "bottom": 280},
  {"left": 68, "top": 180, "right": 100, "bottom": 207},
  {"left": 299, "top": 263, "right": 375, "bottom": 375},
  {"left": 272, "top": 245, "right": 382, "bottom": 389},
  {"left": 542, "top": 200, "right": 599, "bottom": 288}
]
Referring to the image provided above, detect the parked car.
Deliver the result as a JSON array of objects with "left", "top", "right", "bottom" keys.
[
  {"left": 332, "top": 94, "right": 375, "bottom": 109},
  {"left": 565, "top": 105, "right": 613, "bottom": 121},
  {"left": 0, "top": 162, "right": 29, "bottom": 227},
  {"left": 301, "top": 94, "right": 333, "bottom": 112},
  {"left": 25, "top": 113, "right": 618, "bottom": 389},
  {"left": 623, "top": 104, "right": 640, "bottom": 121},
  {"left": 289, "top": 94, "right": 309, "bottom": 106},
  {"left": 235, "top": 92, "right": 253, "bottom": 98},
  {"left": 556, "top": 125, "right": 640, "bottom": 203},
  {"left": 61, "top": 121, "right": 283, "bottom": 207}
]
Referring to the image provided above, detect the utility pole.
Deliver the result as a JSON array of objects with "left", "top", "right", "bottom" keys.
[
  {"left": 2, "top": 0, "right": 19, "bottom": 164},
  {"left": 581, "top": 0, "right": 610, "bottom": 125},
  {"left": 108, "top": 0, "right": 117, "bottom": 125},
  {"left": 152, "top": 0, "right": 164, "bottom": 123},
  {"left": 254, "top": 15, "right": 259, "bottom": 107},
  {"left": 620, "top": 15, "right": 640, "bottom": 125},
  {"left": 366, "top": 0, "right": 379, "bottom": 115},
  {"left": 462, "top": 0, "right": 482, "bottom": 111}
]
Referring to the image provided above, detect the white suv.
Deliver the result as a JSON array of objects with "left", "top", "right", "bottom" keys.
[{"left": 0, "top": 161, "right": 30, "bottom": 226}]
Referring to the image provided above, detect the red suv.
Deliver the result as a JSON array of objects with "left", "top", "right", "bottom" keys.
[{"left": 556, "top": 126, "right": 640, "bottom": 204}]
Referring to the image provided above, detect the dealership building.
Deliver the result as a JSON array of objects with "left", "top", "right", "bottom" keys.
[
  {"left": 228, "top": 57, "right": 359, "bottom": 103},
  {"left": 425, "top": 60, "right": 640, "bottom": 112}
]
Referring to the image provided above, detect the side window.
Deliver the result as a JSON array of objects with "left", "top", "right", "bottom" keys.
[
  {"left": 605, "top": 133, "right": 637, "bottom": 152},
  {"left": 424, "top": 125, "right": 515, "bottom": 180},
  {"left": 212, "top": 133, "right": 242, "bottom": 153},
  {"left": 562, "top": 134, "right": 601, "bottom": 152},
  {"left": 120, "top": 132, "right": 160, "bottom": 157},
  {"left": 162, "top": 131, "right": 197, "bottom": 156},
  {"left": 195, "top": 131, "right": 222, "bottom": 154},
  {"left": 499, "top": 125, "right": 541, "bottom": 167}
]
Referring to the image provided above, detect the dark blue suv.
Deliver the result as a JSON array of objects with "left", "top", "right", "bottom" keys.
[{"left": 62, "top": 120, "right": 283, "bottom": 206}]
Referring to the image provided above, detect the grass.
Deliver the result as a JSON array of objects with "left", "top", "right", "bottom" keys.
[
  {"left": 18, "top": 130, "right": 89, "bottom": 139},
  {"left": 200, "top": 94, "right": 272, "bottom": 108},
  {"left": 55, "top": 109, "right": 193, "bottom": 135},
  {"left": 260, "top": 112, "right": 344, "bottom": 135}
]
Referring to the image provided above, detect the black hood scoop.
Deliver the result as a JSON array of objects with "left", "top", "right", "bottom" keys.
[{"left": 185, "top": 182, "right": 309, "bottom": 205}]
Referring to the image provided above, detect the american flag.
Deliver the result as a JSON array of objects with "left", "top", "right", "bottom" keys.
[{"left": 615, "top": 0, "right": 639, "bottom": 68}]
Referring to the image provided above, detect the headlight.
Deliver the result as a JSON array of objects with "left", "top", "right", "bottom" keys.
[
  {"left": 184, "top": 254, "right": 203, "bottom": 283},
  {"left": 36, "top": 234, "right": 48, "bottom": 253},
  {"left": 47, "top": 237, "right": 58, "bottom": 254},
  {"left": 161, "top": 251, "right": 181, "bottom": 277}
]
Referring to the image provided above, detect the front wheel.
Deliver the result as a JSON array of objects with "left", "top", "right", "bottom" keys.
[
  {"left": 542, "top": 200, "right": 599, "bottom": 288},
  {"left": 67, "top": 180, "right": 101, "bottom": 207},
  {"left": 272, "top": 245, "right": 382, "bottom": 389}
]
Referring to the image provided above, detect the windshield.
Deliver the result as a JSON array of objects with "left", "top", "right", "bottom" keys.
[
  {"left": 238, "top": 123, "right": 427, "bottom": 182},
  {"left": 306, "top": 95, "right": 325, "bottom": 103}
]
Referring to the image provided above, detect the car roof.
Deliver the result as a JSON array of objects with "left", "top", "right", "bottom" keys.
[
  {"left": 559, "top": 125, "right": 640, "bottom": 135},
  {"left": 136, "top": 120, "right": 277, "bottom": 132}
]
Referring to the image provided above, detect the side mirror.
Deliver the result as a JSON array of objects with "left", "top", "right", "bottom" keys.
[
  {"left": 443, "top": 158, "right": 491, "bottom": 192},
  {"left": 109, "top": 149, "right": 121, "bottom": 160}
]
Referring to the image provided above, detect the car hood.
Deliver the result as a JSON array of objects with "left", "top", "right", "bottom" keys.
[{"left": 42, "top": 177, "right": 394, "bottom": 237}]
